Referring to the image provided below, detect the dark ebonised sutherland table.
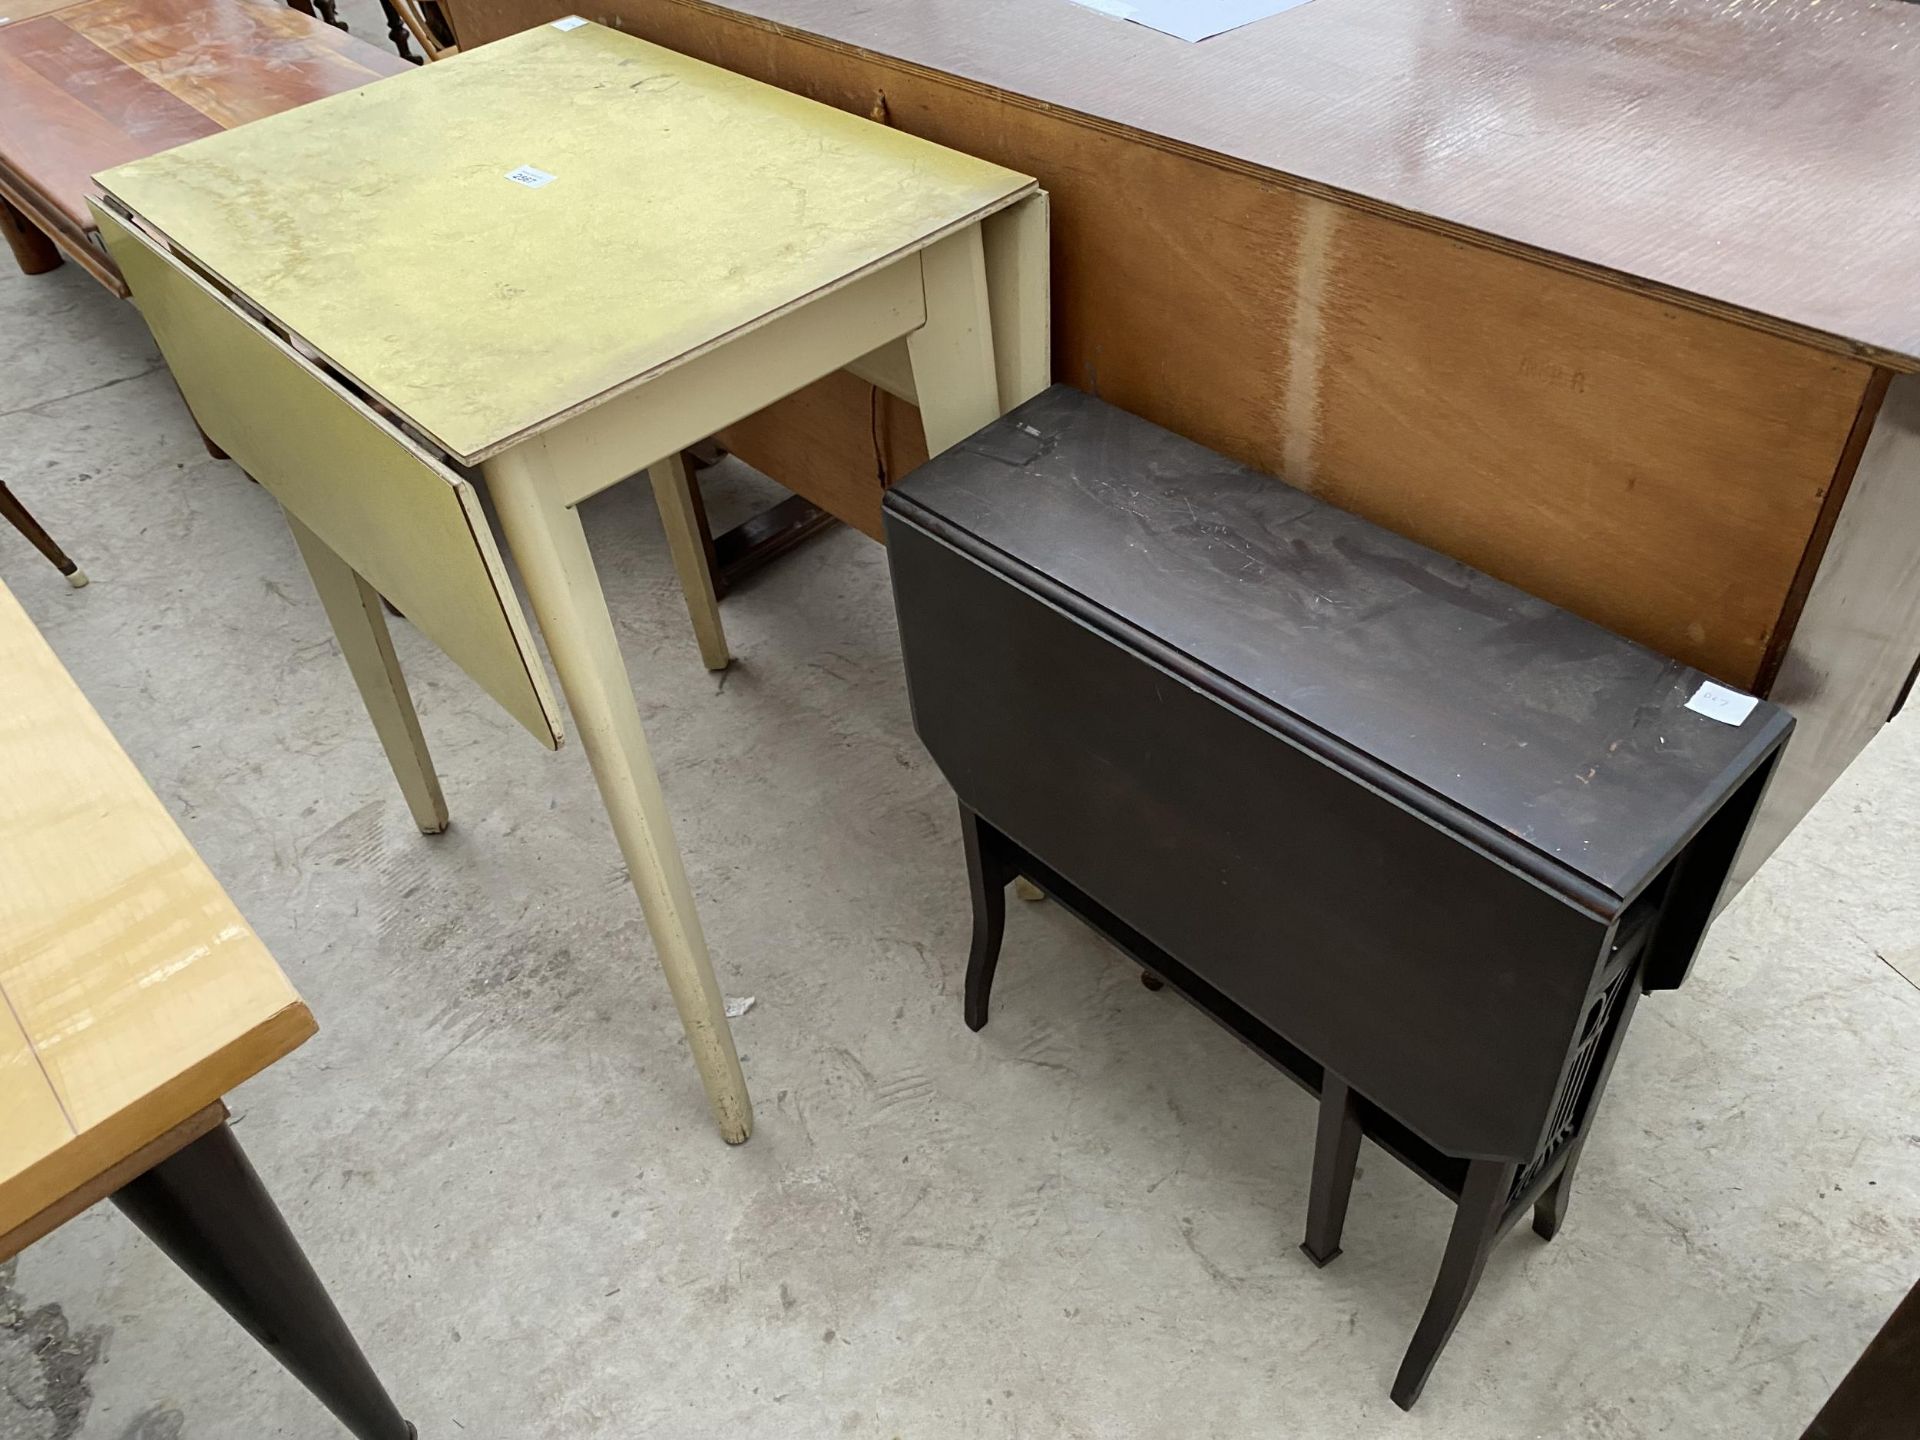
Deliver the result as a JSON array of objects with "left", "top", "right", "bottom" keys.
[{"left": 882, "top": 385, "right": 1794, "bottom": 1408}]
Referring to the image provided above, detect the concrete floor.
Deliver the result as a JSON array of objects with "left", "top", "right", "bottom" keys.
[{"left": 4, "top": 51, "right": 1919, "bottom": 1440}]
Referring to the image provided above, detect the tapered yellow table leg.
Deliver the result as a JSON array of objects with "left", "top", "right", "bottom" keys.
[
  {"left": 286, "top": 512, "right": 449, "bottom": 836},
  {"left": 647, "top": 453, "right": 730, "bottom": 673},
  {"left": 907, "top": 225, "right": 1004, "bottom": 457},
  {"left": 485, "top": 441, "right": 752, "bottom": 1144}
]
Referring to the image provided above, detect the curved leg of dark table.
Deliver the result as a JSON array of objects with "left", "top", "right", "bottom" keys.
[
  {"left": 1391, "top": 1157, "right": 1518, "bottom": 1410},
  {"left": 111, "top": 1123, "right": 415, "bottom": 1440},
  {"left": 961, "top": 805, "right": 1016, "bottom": 1032}
]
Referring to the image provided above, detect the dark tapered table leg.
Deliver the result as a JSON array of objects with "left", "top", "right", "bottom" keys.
[
  {"left": 1391, "top": 1158, "right": 1518, "bottom": 1410},
  {"left": 1301, "top": 1073, "right": 1364, "bottom": 1267},
  {"left": 961, "top": 805, "right": 1016, "bottom": 1032},
  {"left": 111, "top": 1123, "right": 414, "bottom": 1440},
  {"left": 0, "top": 482, "right": 86, "bottom": 587}
]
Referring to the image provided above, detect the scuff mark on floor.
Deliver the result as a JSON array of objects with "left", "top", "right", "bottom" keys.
[
  {"left": 0, "top": 1258, "right": 109, "bottom": 1440},
  {"left": 115, "top": 1410, "right": 183, "bottom": 1440}
]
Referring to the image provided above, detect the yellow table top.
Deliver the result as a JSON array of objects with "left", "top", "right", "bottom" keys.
[
  {"left": 95, "top": 20, "right": 1035, "bottom": 464},
  {"left": 0, "top": 581, "right": 313, "bottom": 1243}
]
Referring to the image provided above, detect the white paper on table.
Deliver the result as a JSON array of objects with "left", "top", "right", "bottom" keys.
[
  {"left": 1685, "top": 681, "right": 1759, "bottom": 727},
  {"left": 1065, "top": 0, "right": 1316, "bottom": 42}
]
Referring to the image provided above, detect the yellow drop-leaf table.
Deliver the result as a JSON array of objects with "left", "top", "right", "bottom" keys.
[{"left": 93, "top": 18, "right": 1047, "bottom": 1144}]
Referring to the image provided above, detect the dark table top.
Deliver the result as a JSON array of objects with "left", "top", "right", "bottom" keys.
[{"left": 891, "top": 387, "right": 1794, "bottom": 901}]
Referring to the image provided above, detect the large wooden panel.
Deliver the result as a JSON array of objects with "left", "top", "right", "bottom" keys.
[
  {"left": 717, "top": 369, "right": 924, "bottom": 540},
  {"left": 443, "top": 0, "right": 1875, "bottom": 689},
  {"left": 448, "top": 0, "right": 1920, "bottom": 367},
  {"left": 0, "top": 580, "right": 313, "bottom": 1238},
  {"left": 96, "top": 21, "right": 1033, "bottom": 464},
  {"left": 96, "top": 205, "right": 564, "bottom": 749}
]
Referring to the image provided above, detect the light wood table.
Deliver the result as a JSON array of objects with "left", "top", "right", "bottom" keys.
[
  {"left": 0, "top": 579, "right": 413, "bottom": 1440},
  {"left": 437, "top": 0, "right": 1920, "bottom": 896},
  {"left": 92, "top": 19, "right": 1046, "bottom": 1144}
]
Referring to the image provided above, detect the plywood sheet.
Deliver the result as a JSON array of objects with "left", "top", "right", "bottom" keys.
[
  {"left": 462, "top": 0, "right": 1874, "bottom": 690},
  {"left": 96, "top": 20, "right": 1033, "bottom": 463},
  {"left": 0, "top": 581, "right": 313, "bottom": 1237},
  {"left": 96, "top": 205, "right": 564, "bottom": 749},
  {"left": 450, "top": 0, "right": 1920, "bottom": 366}
]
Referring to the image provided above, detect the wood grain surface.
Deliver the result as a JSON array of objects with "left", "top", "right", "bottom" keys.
[
  {"left": 0, "top": 0, "right": 88, "bottom": 27},
  {"left": 0, "top": 0, "right": 407, "bottom": 242},
  {"left": 449, "top": 0, "right": 1920, "bottom": 366},
  {"left": 441, "top": 0, "right": 1878, "bottom": 689},
  {"left": 0, "top": 579, "right": 314, "bottom": 1242}
]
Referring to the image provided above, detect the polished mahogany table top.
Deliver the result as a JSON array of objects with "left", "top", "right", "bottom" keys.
[{"left": 0, "top": 0, "right": 409, "bottom": 252}]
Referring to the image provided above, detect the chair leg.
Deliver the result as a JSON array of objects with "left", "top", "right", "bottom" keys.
[
  {"left": 1, "top": 196, "right": 62, "bottom": 276},
  {"left": 1391, "top": 1158, "right": 1518, "bottom": 1410},
  {"left": 111, "top": 1123, "right": 414, "bottom": 1440},
  {"left": 376, "top": 0, "right": 423, "bottom": 61},
  {"left": 0, "top": 482, "right": 87, "bottom": 586},
  {"left": 961, "top": 805, "right": 1016, "bottom": 1032},
  {"left": 1301, "top": 1073, "right": 1364, "bottom": 1267}
]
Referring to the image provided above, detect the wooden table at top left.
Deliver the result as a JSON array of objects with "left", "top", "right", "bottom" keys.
[
  {"left": 0, "top": 0, "right": 411, "bottom": 295},
  {"left": 0, "top": 578, "right": 416, "bottom": 1439}
]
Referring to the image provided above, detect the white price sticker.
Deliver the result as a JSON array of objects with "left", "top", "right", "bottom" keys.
[
  {"left": 505, "top": 165, "right": 557, "bottom": 189},
  {"left": 550, "top": 14, "right": 588, "bottom": 28},
  {"left": 1685, "top": 680, "right": 1758, "bottom": 727}
]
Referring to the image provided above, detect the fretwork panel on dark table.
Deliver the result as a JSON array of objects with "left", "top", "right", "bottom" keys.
[{"left": 883, "top": 385, "right": 1793, "bottom": 1409}]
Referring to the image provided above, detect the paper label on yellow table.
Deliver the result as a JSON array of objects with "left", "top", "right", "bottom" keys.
[
  {"left": 505, "top": 165, "right": 556, "bottom": 189},
  {"left": 550, "top": 14, "right": 586, "bottom": 28}
]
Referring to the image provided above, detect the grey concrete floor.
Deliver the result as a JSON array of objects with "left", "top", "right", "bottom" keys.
[{"left": 4, "top": 47, "right": 1919, "bottom": 1440}]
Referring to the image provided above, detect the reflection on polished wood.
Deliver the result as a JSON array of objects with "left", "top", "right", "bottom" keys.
[
  {"left": 0, "top": 0, "right": 408, "bottom": 288},
  {"left": 0, "top": 579, "right": 313, "bottom": 1245}
]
